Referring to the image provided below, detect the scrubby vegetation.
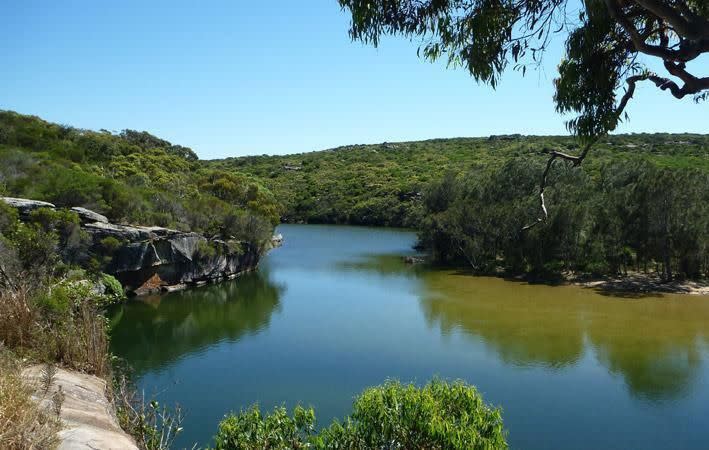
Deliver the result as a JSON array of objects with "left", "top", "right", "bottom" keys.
[
  {"left": 3, "top": 110, "right": 706, "bottom": 283},
  {"left": 0, "top": 110, "right": 279, "bottom": 239},
  {"left": 0, "top": 202, "right": 115, "bottom": 378},
  {"left": 0, "top": 200, "right": 117, "bottom": 449},
  {"left": 215, "top": 134, "right": 709, "bottom": 229},
  {"left": 212, "top": 379, "right": 506, "bottom": 450}
]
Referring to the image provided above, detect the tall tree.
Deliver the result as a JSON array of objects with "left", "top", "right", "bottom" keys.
[{"left": 338, "top": 0, "right": 708, "bottom": 224}]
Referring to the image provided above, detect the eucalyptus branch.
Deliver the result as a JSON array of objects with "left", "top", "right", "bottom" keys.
[{"left": 523, "top": 73, "right": 647, "bottom": 231}]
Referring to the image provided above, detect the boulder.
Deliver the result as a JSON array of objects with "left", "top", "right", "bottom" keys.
[
  {"left": 1, "top": 197, "right": 55, "bottom": 216},
  {"left": 70, "top": 206, "right": 108, "bottom": 223}
]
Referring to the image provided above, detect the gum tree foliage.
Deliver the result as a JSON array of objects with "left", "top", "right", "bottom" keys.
[
  {"left": 212, "top": 379, "right": 507, "bottom": 450},
  {"left": 338, "top": 0, "right": 709, "bottom": 224}
]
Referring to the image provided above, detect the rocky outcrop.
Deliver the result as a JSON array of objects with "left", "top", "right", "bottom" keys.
[
  {"left": 71, "top": 206, "right": 109, "bottom": 224},
  {"left": 2, "top": 197, "right": 276, "bottom": 295},
  {"left": 1, "top": 197, "right": 56, "bottom": 216},
  {"left": 22, "top": 365, "right": 139, "bottom": 450},
  {"left": 86, "top": 221, "right": 263, "bottom": 295}
]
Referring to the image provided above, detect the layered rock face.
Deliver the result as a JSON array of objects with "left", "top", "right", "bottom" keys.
[
  {"left": 87, "top": 221, "right": 261, "bottom": 295},
  {"left": 2, "top": 197, "right": 269, "bottom": 295}
]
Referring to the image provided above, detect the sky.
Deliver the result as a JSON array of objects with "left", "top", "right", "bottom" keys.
[{"left": 2, "top": 0, "right": 707, "bottom": 159}]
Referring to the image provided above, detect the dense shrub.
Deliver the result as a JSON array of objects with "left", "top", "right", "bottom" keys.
[
  {"left": 418, "top": 158, "right": 709, "bottom": 280},
  {"left": 214, "top": 405, "right": 316, "bottom": 450},
  {"left": 212, "top": 379, "right": 507, "bottom": 450},
  {"left": 100, "top": 273, "right": 126, "bottom": 304}
]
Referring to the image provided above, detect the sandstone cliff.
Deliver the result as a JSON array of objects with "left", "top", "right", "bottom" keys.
[{"left": 2, "top": 197, "right": 274, "bottom": 295}]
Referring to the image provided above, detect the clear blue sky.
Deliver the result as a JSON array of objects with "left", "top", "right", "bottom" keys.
[{"left": 2, "top": 0, "right": 707, "bottom": 159}]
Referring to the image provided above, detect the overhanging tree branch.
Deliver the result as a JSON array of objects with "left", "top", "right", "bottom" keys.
[
  {"left": 633, "top": 0, "right": 709, "bottom": 40},
  {"left": 523, "top": 73, "right": 649, "bottom": 230}
]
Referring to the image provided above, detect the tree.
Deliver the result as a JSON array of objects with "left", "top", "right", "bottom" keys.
[{"left": 338, "top": 0, "right": 708, "bottom": 224}]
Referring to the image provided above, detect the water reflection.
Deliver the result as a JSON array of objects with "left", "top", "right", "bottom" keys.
[
  {"left": 108, "top": 270, "right": 284, "bottom": 375},
  {"left": 419, "top": 270, "right": 709, "bottom": 400},
  {"left": 420, "top": 272, "right": 584, "bottom": 368},
  {"left": 335, "top": 254, "right": 426, "bottom": 277},
  {"left": 107, "top": 225, "right": 709, "bottom": 449},
  {"left": 586, "top": 299, "right": 708, "bottom": 401}
]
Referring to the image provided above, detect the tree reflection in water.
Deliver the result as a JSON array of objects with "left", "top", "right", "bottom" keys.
[
  {"left": 418, "top": 270, "right": 709, "bottom": 401},
  {"left": 108, "top": 270, "right": 284, "bottom": 375}
]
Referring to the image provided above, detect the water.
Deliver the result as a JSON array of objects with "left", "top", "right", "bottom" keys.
[{"left": 108, "top": 224, "right": 709, "bottom": 449}]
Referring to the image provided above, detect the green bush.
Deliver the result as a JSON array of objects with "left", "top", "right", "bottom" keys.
[
  {"left": 35, "top": 279, "right": 97, "bottom": 315},
  {"left": 214, "top": 405, "right": 316, "bottom": 450},
  {"left": 0, "top": 200, "right": 18, "bottom": 235},
  {"left": 195, "top": 240, "right": 218, "bottom": 258},
  {"left": 10, "top": 222, "right": 59, "bottom": 275},
  {"left": 100, "top": 236, "right": 122, "bottom": 253},
  {"left": 100, "top": 273, "right": 126, "bottom": 305},
  {"left": 212, "top": 379, "right": 507, "bottom": 450}
]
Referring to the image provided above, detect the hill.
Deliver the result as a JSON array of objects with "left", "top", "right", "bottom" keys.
[
  {"left": 0, "top": 110, "right": 279, "bottom": 243},
  {"left": 211, "top": 134, "right": 709, "bottom": 227}
]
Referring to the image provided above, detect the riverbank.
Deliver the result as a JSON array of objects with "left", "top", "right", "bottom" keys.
[
  {"left": 504, "top": 270, "right": 709, "bottom": 296},
  {"left": 408, "top": 256, "right": 709, "bottom": 296},
  {"left": 572, "top": 274, "right": 709, "bottom": 296}
]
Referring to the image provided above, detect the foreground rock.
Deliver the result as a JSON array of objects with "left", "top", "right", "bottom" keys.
[
  {"left": 2, "top": 197, "right": 277, "bottom": 295},
  {"left": 22, "top": 366, "right": 138, "bottom": 450}
]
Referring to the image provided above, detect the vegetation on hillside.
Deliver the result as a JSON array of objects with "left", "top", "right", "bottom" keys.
[
  {"left": 0, "top": 111, "right": 279, "bottom": 243},
  {"left": 215, "top": 134, "right": 709, "bottom": 226},
  {"left": 216, "top": 133, "right": 708, "bottom": 280}
]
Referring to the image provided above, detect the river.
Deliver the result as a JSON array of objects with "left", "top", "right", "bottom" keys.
[{"left": 108, "top": 224, "right": 709, "bottom": 449}]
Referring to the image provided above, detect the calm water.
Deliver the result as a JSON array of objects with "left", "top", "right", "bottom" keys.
[{"left": 108, "top": 225, "right": 709, "bottom": 449}]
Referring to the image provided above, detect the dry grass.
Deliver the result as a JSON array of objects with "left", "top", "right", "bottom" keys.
[
  {"left": 40, "top": 300, "right": 110, "bottom": 377},
  {"left": 0, "top": 287, "right": 38, "bottom": 351},
  {"left": 0, "top": 285, "right": 110, "bottom": 379},
  {"left": 0, "top": 349, "right": 61, "bottom": 450}
]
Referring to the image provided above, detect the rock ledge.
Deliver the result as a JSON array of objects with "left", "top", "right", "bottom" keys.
[{"left": 23, "top": 366, "right": 138, "bottom": 450}]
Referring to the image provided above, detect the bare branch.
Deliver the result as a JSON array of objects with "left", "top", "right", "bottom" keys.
[
  {"left": 633, "top": 0, "right": 709, "bottom": 40},
  {"left": 523, "top": 73, "right": 649, "bottom": 231},
  {"left": 604, "top": 0, "right": 709, "bottom": 62}
]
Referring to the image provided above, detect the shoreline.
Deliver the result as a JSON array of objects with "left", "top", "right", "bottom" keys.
[
  {"left": 405, "top": 256, "right": 709, "bottom": 296},
  {"left": 570, "top": 274, "right": 709, "bottom": 296}
]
